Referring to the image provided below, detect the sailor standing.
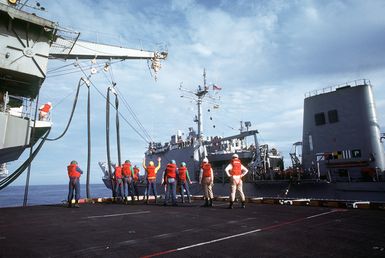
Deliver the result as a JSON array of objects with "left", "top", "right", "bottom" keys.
[
  {"left": 199, "top": 158, "right": 214, "bottom": 207},
  {"left": 122, "top": 160, "right": 135, "bottom": 203},
  {"left": 225, "top": 154, "right": 248, "bottom": 209},
  {"left": 114, "top": 164, "right": 124, "bottom": 200},
  {"left": 132, "top": 165, "right": 140, "bottom": 200},
  {"left": 143, "top": 157, "right": 161, "bottom": 204},
  {"left": 67, "top": 160, "right": 83, "bottom": 208},
  {"left": 178, "top": 162, "right": 192, "bottom": 203},
  {"left": 163, "top": 160, "right": 178, "bottom": 206}
]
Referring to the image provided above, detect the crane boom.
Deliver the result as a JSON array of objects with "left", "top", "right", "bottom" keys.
[{"left": 49, "top": 39, "right": 168, "bottom": 60}]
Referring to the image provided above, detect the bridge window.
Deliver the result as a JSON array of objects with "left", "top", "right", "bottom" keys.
[
  {"left": 314, "top": 112, "right": 325, "bottom": 126},
  {"left": 328, "top": 109, "right": 339, "bottom": 123}
]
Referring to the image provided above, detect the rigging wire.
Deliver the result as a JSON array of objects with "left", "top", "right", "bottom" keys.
[
  {"left": 47, "top": 60, "right": 124, "bottom": 78},
  {"left": 76, "top": 63, "right": 150, "bottom": 144},
  {"left": 102, "top": 59, "right": 153, "bottom": 143},
  {"left": 116, "top": 87, "right": 153, "bottom": 143}
]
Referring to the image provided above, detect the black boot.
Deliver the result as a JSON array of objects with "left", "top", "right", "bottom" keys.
[
  {"left": 201, "top": 198, "right": 209, "bottom": 207},
  {"left": 209, "top": 198, "right": 213, "bottom": 207},
  {"left": 188, "top": 196, "right": 191, "bottom": 203},
  {"left": 74, "top": 200, "right": 80, "bottom": 208},
  {"left": 67, "top": 201, "right": 72, "bottom": 208},
  {"left": 228, "top": 201, "right": 233, "bottom": 209},
  {"left": 241, "top": 202, "right": 246, "bottom": 209},
  {"left": 155, "top": 196, "right": 158, "bottom": 204}
]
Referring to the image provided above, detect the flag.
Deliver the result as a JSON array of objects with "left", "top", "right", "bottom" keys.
[{"left": 213, "top": 84, "right": 222, "bottom": 90}]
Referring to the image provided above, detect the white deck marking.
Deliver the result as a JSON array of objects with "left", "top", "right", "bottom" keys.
[
  {"left": 177, "top": 228, "right": 262, "bottom": 251},
  {"left": 85, "top": 210, "right": 150, "bottom": 219},
  {"left": 141, "top": 208, "right": 343, "bottom": 257}
]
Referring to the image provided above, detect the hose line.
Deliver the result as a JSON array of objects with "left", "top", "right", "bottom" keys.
[{"left": 47, "top": 78, "right": 83, "bottom": 141}]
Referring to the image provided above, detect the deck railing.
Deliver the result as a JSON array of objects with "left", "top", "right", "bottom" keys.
[{"left": 305, "top": 79, "right": 371, "bottom": 98}]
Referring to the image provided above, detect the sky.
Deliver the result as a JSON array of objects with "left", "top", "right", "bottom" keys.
[{"left": 6, "top": 0, "right": 385, "bottom": 187}]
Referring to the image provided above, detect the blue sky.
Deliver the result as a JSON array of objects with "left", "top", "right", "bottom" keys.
[{"left": 7, "top": 0, "right": 385, "bottom": 186}]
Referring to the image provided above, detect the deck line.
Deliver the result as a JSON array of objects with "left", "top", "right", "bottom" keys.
[
  {"left": 84, "top": 210, "right": 150, "bottom": 219},
  {"left": 140, "top": 209, "right": 342, "bottom": 258}
]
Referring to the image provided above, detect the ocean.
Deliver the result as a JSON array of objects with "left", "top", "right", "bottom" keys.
[{"left": 0, "top": 184, "right": 113, "bottom": 208}]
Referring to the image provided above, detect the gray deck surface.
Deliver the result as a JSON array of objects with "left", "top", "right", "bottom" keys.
[{"left": 1, "top": 200, "right": 385, "bottom": 257}]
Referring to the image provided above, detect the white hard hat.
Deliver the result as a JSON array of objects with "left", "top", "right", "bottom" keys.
[
  {"left": 232, "top": 154, "right": 239, "bottom": 159},
  {"left": 47, "top": 102, "right": 52, "bottom": 105},
  {"left": 203, "top": 158, "right": 208, "bottom": 163}
]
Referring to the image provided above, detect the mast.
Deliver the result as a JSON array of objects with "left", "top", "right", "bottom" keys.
[
  {"left": 196, "top": 69, "right": 209, "bottom": 142},
  {"left": 180, "top": 69, "right": 219, "bottom": 145}
]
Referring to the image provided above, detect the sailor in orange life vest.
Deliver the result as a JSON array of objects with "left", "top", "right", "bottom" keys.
[
  {"left": 122, "top": 160, "right": 135, "bottom": 202},
  {"left": 67, "top": 160, "right": 83, "bottom": 208},
  {"left": 178, "top": 162, "right": 192, "bottom": 203},
  {"left": 38, "top": 102, "right": 52, "bottom": 121},
  {"left": 142, "top": 156, "right": 161, "bottom": 203},
  {"left": 163, "top": 160, "right": 178, "bottom": 206},
  {"left": 199, "top": 157, "right": 214, "bottom": 207},
  {"left": 114, "top": 164, "right": 124, "bottom": 199},
  {"left": 132, "top": 165, "right": 141, "bottom": 200},
  {"left": 225, "top": 154, "right": 249, "bottom": 209}
]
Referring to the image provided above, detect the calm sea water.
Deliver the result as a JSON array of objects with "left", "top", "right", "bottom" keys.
[{"left": 0, "top": 184, "right": 113, "bottom": 208}]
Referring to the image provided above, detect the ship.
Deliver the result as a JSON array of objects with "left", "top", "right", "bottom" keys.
[
  {"left": 106, "top": 73, "right": 385, "bottom": 201},
  {"left": 0, "top": 0, "right": 167, "bottom": 194}
]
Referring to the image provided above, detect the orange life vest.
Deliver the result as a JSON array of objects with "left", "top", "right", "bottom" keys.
[
  {"left": 231, "top": 158, "right": 242, "bottom": 176},
  {"left": 133, "top": 167, "right": 140, "bottom": 181},
  {"left": 122, "top": 163, "right": 132, "bottom": 177},
  {"left": 114, "top": 166, "right": 123, "bottom": 179},
  {"left": 67, "top": 164, "right": 81, "bottom": 178},
  {"left": 165, "top": 163, "right": 177, "bottom": 179},
  {"left": 202, "top": 163, "right": 212, "bottom": 178},
  {"left": 40, "top": 103, "right": 51, "bottom": 113},
  {"left": 179, "top": 166, "right": 187, "bottom": 181},
  {"left": 147, "top": 165, "right": 156, "bottom": 180}
]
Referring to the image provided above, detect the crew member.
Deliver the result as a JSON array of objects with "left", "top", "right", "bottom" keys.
[
  {"left": 39, "top": 102, "right": 52, "bottom": 121},
  {"left": 163, "top": 160, "right": 178, "bottom": 206},
  {"left": 122, "top": 160, "right": 135, "bottom": 202},
  {"left": 114, "top": 164, "right": 124, "bottom": 200},
  {"left": 67, "top": 160, "right": 83, "bottom": 208},
  {"left": 143, "top": 156, "right": 161, "bottom": 203},
  {"left": 225, "top": 154, "right": 249, "bottom": 209},
  {"left": 132, "top": 165, "right": 140, "bottom": 200},
  {"left": 199, "top": 157, "right": 214, "bottom": 207},
  {"left": 178, "top": 162, "right": 192, "bottom": 203}
]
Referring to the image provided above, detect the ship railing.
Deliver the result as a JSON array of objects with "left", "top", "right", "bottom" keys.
[
  {"left": 1, "top": 93, "right": 32, "bottom": 120},
  {"left": 305, "top": 79, "right": 371, "bottom": 98}
]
